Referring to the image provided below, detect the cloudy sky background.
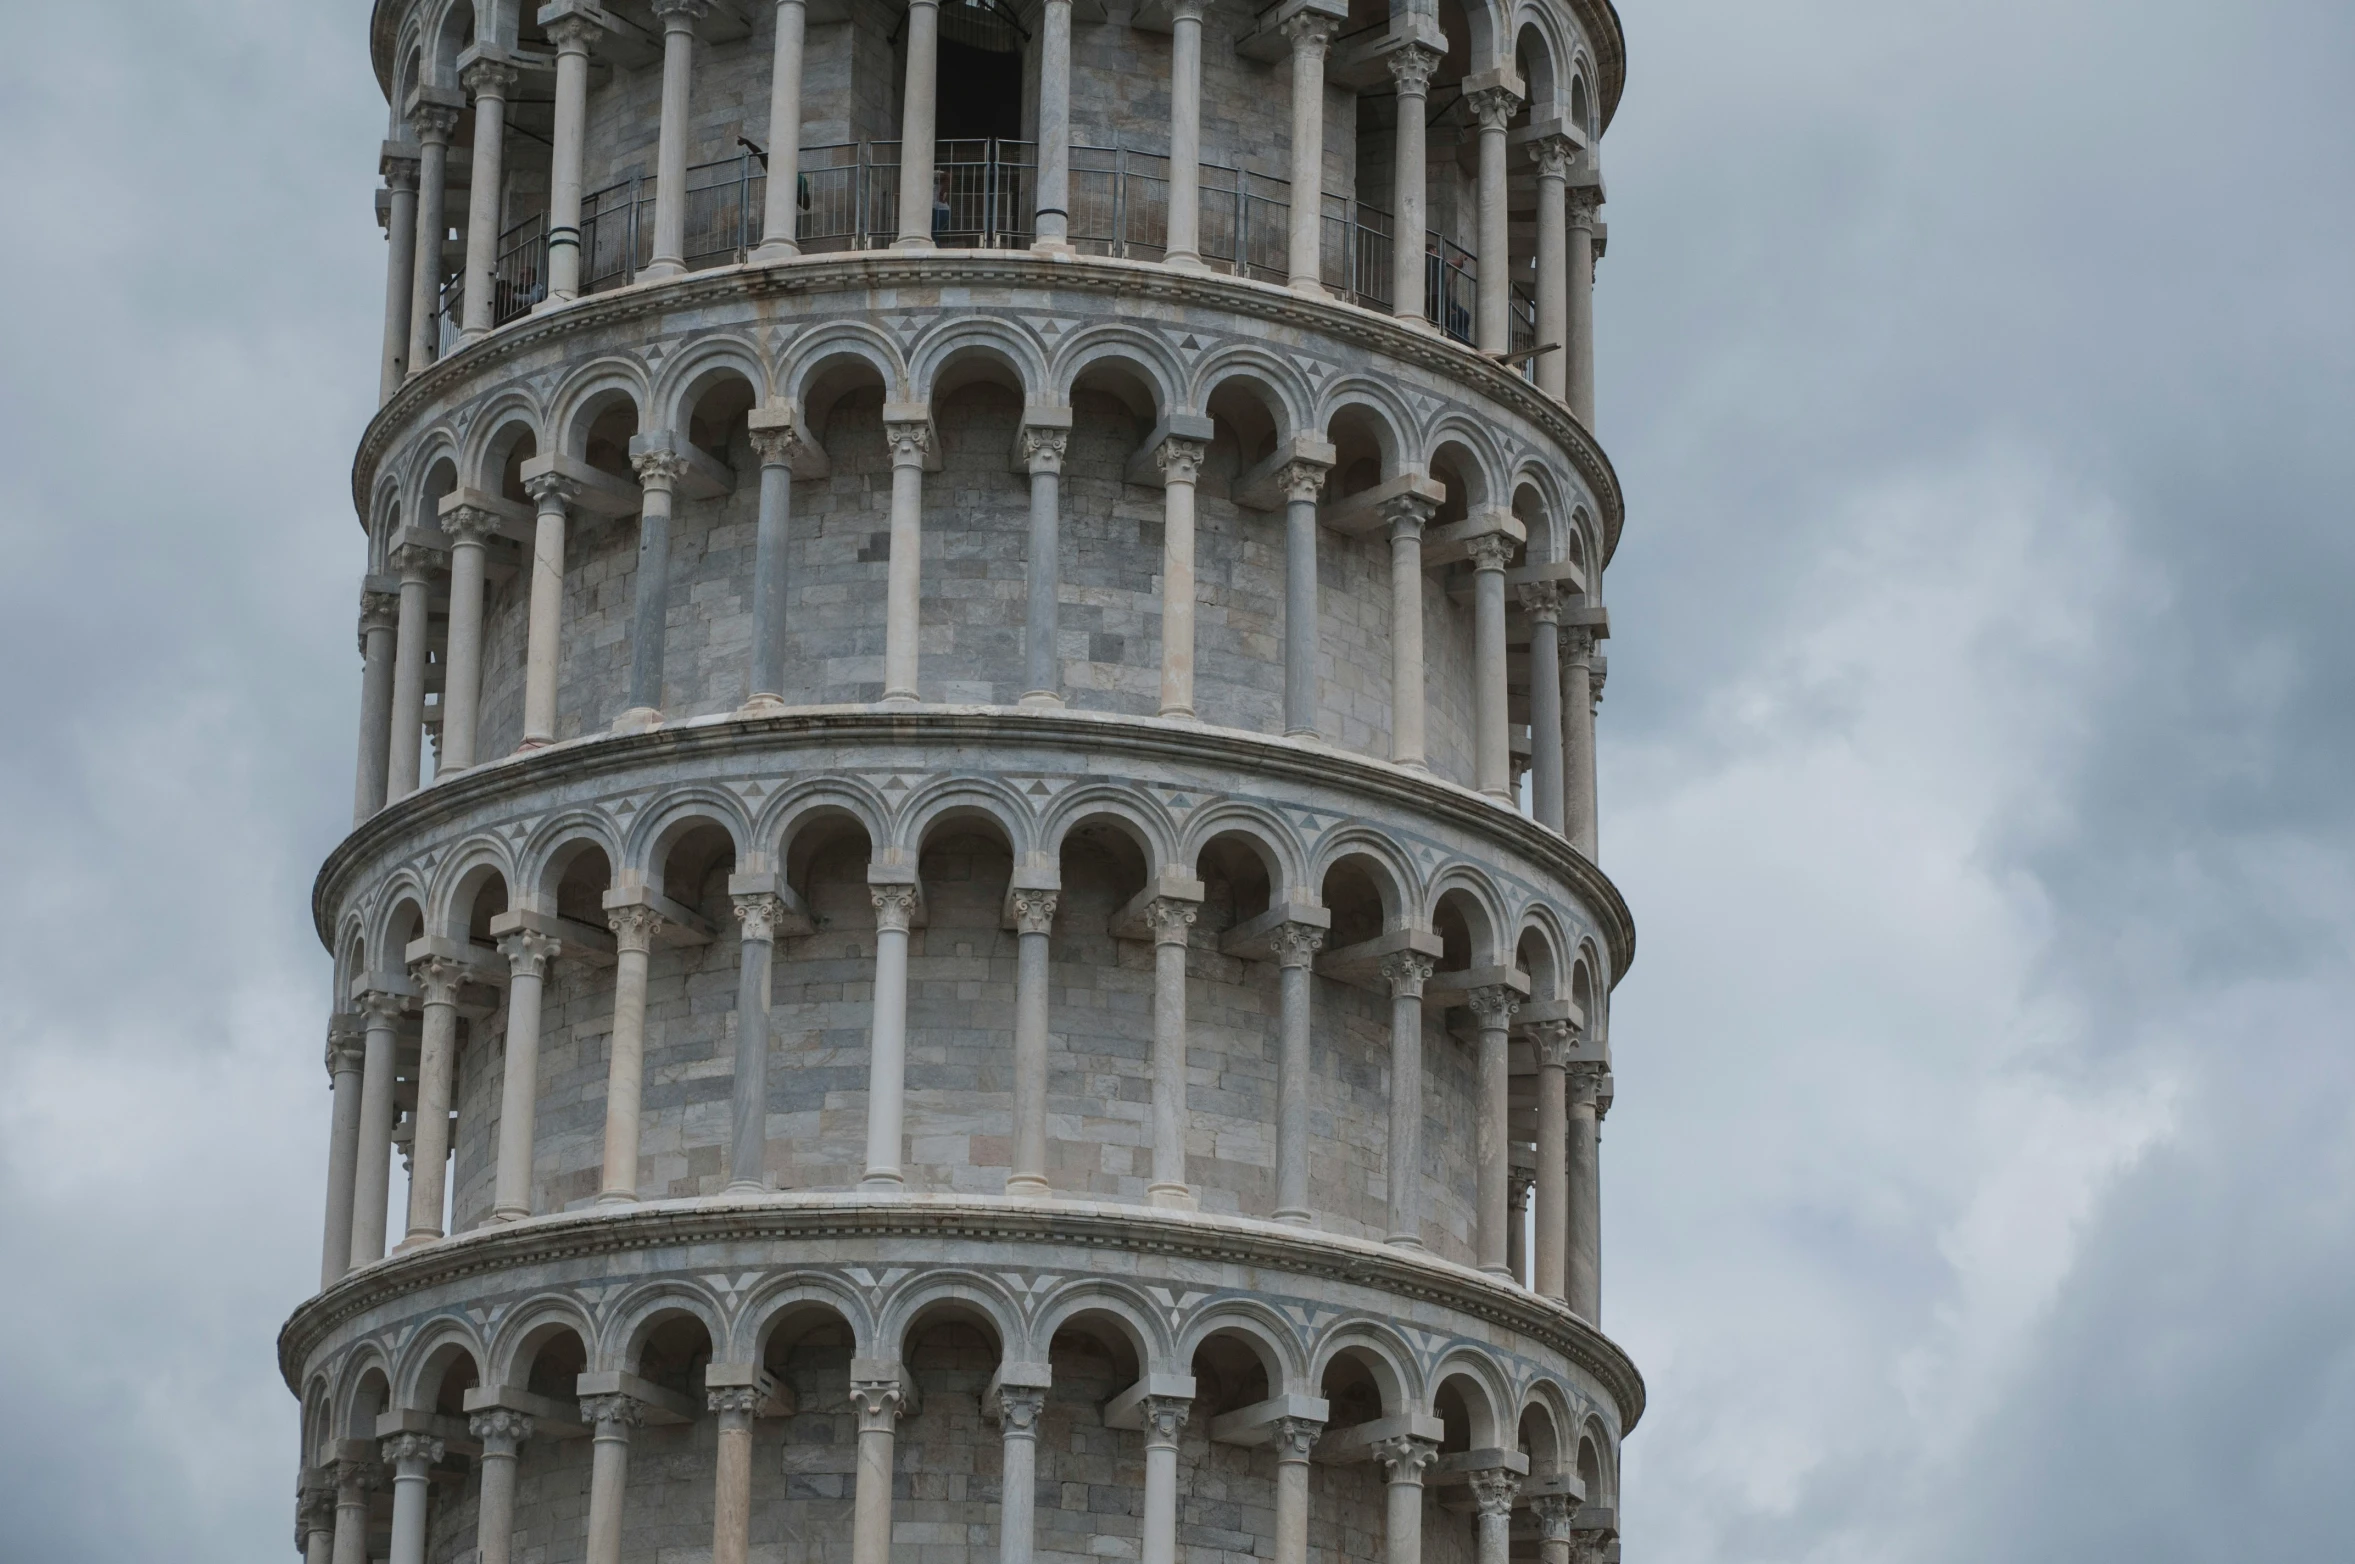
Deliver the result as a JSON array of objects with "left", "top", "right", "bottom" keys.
[{"left": 2, "top": 0, "right": 2350, "bottom": 1558}]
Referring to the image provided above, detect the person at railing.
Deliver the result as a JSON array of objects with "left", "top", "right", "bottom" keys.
[{"left": 933, "top": 170, "right": 953, "bottom": 238}]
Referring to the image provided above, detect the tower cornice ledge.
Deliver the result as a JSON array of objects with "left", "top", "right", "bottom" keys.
[
  {"left": 279, "top": 1190, "right": 1647, "bottom": 1431},
  {"left": 312, "top": 705, "right": 1637, "bottom": 983},
  {"left": 348, "top": 250, "right": 1628, "bottom": 568}
]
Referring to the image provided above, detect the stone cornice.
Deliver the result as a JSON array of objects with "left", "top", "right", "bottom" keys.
[
  {"left": 279, "top": 1192, "right": 1646, "bottom": 1431},
  {"left": 348, "top": 250, "right": 1626, "bottom": 568},
  {"left": 312, "top": 705, "right": 1637, "bottom": 984}
]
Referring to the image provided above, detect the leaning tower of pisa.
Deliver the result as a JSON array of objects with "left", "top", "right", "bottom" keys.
[{"left": 286, "top": 1, "right": 1635, "bottom": 1561}]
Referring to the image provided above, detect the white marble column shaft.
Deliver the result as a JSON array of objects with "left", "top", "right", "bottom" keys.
[
  {"left": 520, "top": 475, "right": 577, "bottom": 747},
  {"left": 1157, "top": 439, "right": 1206, "bottom": 719},
  {"left": 1567, "top": 1063, "right": 1604, "bottom": 1321},
  {"left": 1273, "top": 924, "right": 1324, "bottom": 1223},
  {"left": 353, "top": 589, "right": 399, "bottom": 823},
  {"left": 1008, "top": 890, "right": 1058, "bottom": 1196},
  {"left": 1470, "top": 1470, "right": 1521, "bottom": 1564},
  {"left": 459, "top": 59, "right": 517, "bottom": 341},
  {"left": 1467, "top": 88, "right": 1519, "bottom": 354},
  {"left": 1384, "top": 496, "right": 1433, "bottom": 767},
  {"left": 753, "top": 0, "right": 807, "bottom": 261},
  {"left": 1022, "top": 427, "right": 1068, "bottom": 704},
  {"left": 491, "top": 931, "right": 558, "bottom": 1221},
  {"left": 996, "top": 1383, "right": 1048, "bottom": 1564},
  {"left": 1284, "top": 13, "right": 1336, "bottom": 293},
  {"left": 1567, "top": 188, "right": 1601, "bottom": 427},
  {"left": 439, "top": 508, "right": 495, "bottom": 771},
  {"left": 580, "top": 1395, "right": 644, "bottom": 1564},
  {"left": 624, "top": 447, "right": 687, "bottom": 724},
  {"left": 382, "top": 1433, "right": 443, "bottom": 1564},
  {"left": 470, "top": 1410, "right": 532, "bottom": 1564},
  {"left": 400, "top": 957, "right": 464, "bottom": 1246},
  {"left": 644, "top": 0, "right": 711, "bottom": 278},
  {"left": 1534, "top": 1023, "right": 1570, "bottom": 1301},
  {"left": 894, "top": 0, "right": 941, "bottom": 247},
  {"left": 544, "top": 16, "right": 602, "bottom": 304},
  {"left": 1524, "top": 585, "right": 1565, "bottom": 830},
  {"left": 319, "top": 1021, "right": 367, "bottom": 1289},
  {"left": 1386, "top": 47, "right": 1437, "bottom": 324},
  {"left": 1147, "top": 897, "right": 1198, "bottom": 1207},
  {"left": 1376, "top": 1437, "right": 1438, "bottom": 1564},
  {"left": 1164, "top": 0, "right": 1207, "bottom": 267},
  {"left": 598, "top": 906, "right": 664, "bottom": 1205},
  {"left": 883, "top": 417, "right": 930, "bottom": 702},
  {"left": 1381, "top": 953, "right": 1432, "bottom": 1245},
  {"left": 1533, "top": 137, "right": 1574, "bottom": 402},
  {"left": 744, "top": 423, "right": 800, "bottom": 707},
  {"left": 407, "top": 101, "right": 462, "bottom": 376},
  {"left": 330, "top": 1457, "right": 373, "bottom": 1564},
  {"left": 1280, "top": 460, "right": 1328, "bottom": 736},
  {"left": 385, "top": 543, "right": 434, "bottom": 802},
  {"left": 863, "top": 884, "right": 919, "bottom": 1186},
  {"left": 350, "top": 991, "right": 403, "bottom": 1266},
  {"left": 1140, "top": 1396, "right": 1191, "bottom": 1564},
  {"left": 1562, "top": 628, "right": 1597, "bottom": 856},
  {"left": 1470, "top": 534, "right": 1515, "bottom": 799},
  {"left": 1272, "top": 1416, "right": 1322, "bottom": 1564},
  {"left": 1033, "top": 0, "right": 1074, "bottom": 249},
  {"left": 728, "top": 893, "right": 783, "bottom": 1192},
  {"left": 849, "top": 1378, "right": 904, "bottom": 1564},
  {"left": 1470, "top": 985, "right": 1520, "bottom": 1276},
  {"left": 710, "top": 1387, "right": 761, "bottom": 1564},
  {"left": 379, "top": 150, "right": 420, "bottom": 400}
]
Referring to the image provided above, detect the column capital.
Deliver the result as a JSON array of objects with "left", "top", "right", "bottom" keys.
[
  {"left": 1509, "top": 1169, "right": 1535, "bottom": 1209},
  {"left": 1279, "top": 8, "right": 1338, "bottom": 52},
  {"left": 541, "top": 2, "right": 617, "bottom": 52},
  {"left": 358, "top": 987, "right": 409, "bottom": 1025},
  {"left": 333, "top": 1453, "right": 380, "bottom": 1493},
  {"left": 1469, "top": 1467, "right": 1522, "bottom": 1516},
  {"left": 579, "top": 1392, "right": 648, "bottom": 1431},
  {"left": 1144, "top": 896, "right": 1199, "bottom": 946},
  {"left": 707, "top": 1385, "right": 764, "bottom": 1417},
  {"left": 1021, "top": 425, "right": 1070, "bottom": 475},
  {"left": 442, "top": 504, "right": 502, "bottom": 547},
  {"left": 390, "top": 539, "right": 442, "bottom": 582},
  {"left": 1571, "top": 1525, "right": 1620, "bottom": 1564},
  {"left": 325, "top": 1017, "right": 368, "bottom": 1077},
  {"left": 1139, "top": 1393, "right": 1192, "bottom": 1447},
  {"left": 1268, "top": 1415, "right": 1324, "bottom": 1462},
  {"left": 359, "top": 586, "right": 400, "bottom": 638},
  {"left": 1566, "top": 186, "right": 1605, "bottom": 231},
  {"left": 468, "top": 1408, "right": 535, "bottom": 1450},
  {"left": 1566, "top": 1059, "right": 1608, "bottom": 1106},
  {"left": 1531, "top": 134, "right": 1581, "bottom": 182},
  {"left": 607, "top": 903, "right": 667, "bottom": 953},
  {"left": 1371, "top": 1432, "right": 1440, "bottom": 1482},
  {"left": 631, "top": 447, "right": 690, "bottom": 493},
  {"left": 1465, "top": 85, "right": 1522, "bottom": 133},
  {"left": 732, "top": 891, "right": 787, "bottom": 944},
  {"left": 993, "top": 1383, "right": 1048, "bottom": 1432},
  {"left": 379, "top": 1431, "right": 445, "bottom": 1468},
  {"left": 1530, "top": 1493, "right": 1577, "bottom": 1542},
  {"left": 407, "top": 99, "right": 464, "bottom": 147},
  {"left": 460, "top": 56, "right": 520, "bottom": 100},
  {"left": 1169, "top": 0, "right": 1207, "bottom": 21},
  {"left": 650, "top": 0, "right": 715, "bottom": 23},
  {"left": 523, "top": 469, "right": 585, "bottom": 510},
  {"left": 297, "top": 1483, "right": 338, "bottom": 1537},
  {"left": 848, "top": 1377, "right": 906, "bottom": 1432},
  {"left": 1559, "top": 624, "right": 1596, "bottom": 666},
  {"left": 883, "top": 418, "right": 933, "bottom": 468},
  {"left": 408, "top": 953, "right": 467, "bottom": 1005},
  {"left": 1270, "top": 923, "right": 1326, "bottom": 969},
  {"left": 1379, "top": 950, "right": 1435, "bottom": 998},
  {"left": 870, "top": 882, "right": 921, "bottom": 933},
  {"left": 1532, "top": 1018, "right": 1579, "bottom": 1070},
  {"left": 499, "top": 928, "right": 562, "bottom": 978},
  {"left": 1466, "top": 532, "right": 1518, "bottom": 573},
  {"left": 1011, "top": 889, "right": 1060, "bottom": 937},
  {"left": 1384, "top": 42, "right": 1442, "bottom": 97},
  {"left": 379, "top": 142, "right": 422, "bottom": 189},
  {"left": 1517, "top": 581, "right": 1565, "bottom": 621},
  {"left": 1467, "top": 984, "right": 1522, "bottom": 1029},
  {"left": 1378, "top": 491, "right": 1437, "bottom": 538},
  {"left": 1275, "top": 457, "right": 1332, "bottom": 505},
  {"left": 1155, "top": 436, "right": 1208, "bottom": 487}
]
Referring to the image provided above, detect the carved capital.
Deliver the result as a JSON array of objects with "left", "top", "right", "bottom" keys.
[
  {"left": 523, "top": 470, "right": 584, "bottom": 511},
  {"left": 1517, "top": 581, "right": 1564, "bottom": 622},
  {"left": 883, "top": 420, "right": 932, "bottom": 468},
  {"left": 1143, "top": 897, "right": 1198, "bottom": 946},
  {"left": 1155, "top": 437, "right": 1207, "bottom": 487},
  {"left": 408, "top": 953, "right": 467, "bottom": 1006},
  {"left": 1566, "top": 187, "right": 1604, "bottom": 233},
  {"left": 606, "top": 903, "right": 666, "bottom": 954},
  {"left": 358, "top": 587, "right": 400, "bottom": 642},
  {"left": 332, "top": 1455, "right": 378, "bottom": 1495},
  {"left": 650, "top": 0, "right": 716, "bottom": 21},
  {"left": 1559, "top": 625, "right": 1596, "bottom": 667},
  {"left": 747, "top": 425, "right": 808, "bottom": 469},
  {"left": 1566, "top": 1059, "right": 1608, "bottom": 1106},
  {"left": 1378, "top": 492, "right": 1436, "bottom": 538},
  {"left": 1379, "top": 951, "right": 1435, "bottom": 999},
  {"left": 1509, "top": 1170, "right": 1535, "bottom": 1209},
  {"left": 468, "top": 1408, "right": 535, "bottom": 1450},
  {"left": 1465, "top": 86, "right": 1522, "bottom": 133},
  {"left": 733, "top": 892, "right": 787, "bottom": 944},
  {"left": 1268, "top": 1415, "right": 1324, "bottom": 1462},
  {"left": 441, "top": 504, "right": 501, "bottom": 548},
  {"left": 1468, "top": 1466, "right": 1521, "bottom": 1517},
  {"left": 409, "top": 101, "right": 463, "bottom": 145},
  {"left": 499, "top": 928, "right": 562, "bottom": 979},
  {"left": 358, "top": 987, "right": 408, "bottom": 1026},
  {"left": 1532, "top": 135, "right": 1580, "bottom": 182},
  {"left": 1270, "top": 923, "right": 1326, "bottom": 969},
  {"left": 461, "top": 58, "right": 519, "bottom": 101},
  {"left": 849, "top": 1379, "right": 906, "bottom": 1432},
  {"left": 1139, "top": 1393, "right": 1191, "bottom": 1446},
  {"left": 1530, "top": 1493, "right": 1577, "bottom": 1542},
  {"left": 1276, "top": 459, "right": 1331, "bottom": 505},
  {"left": 379, "top": 1432, "right": 445, "bottom": 1469},
  {"left": 390, "top": 540, "right": 440, "bottom": 582},
  {"left": 1371, "top": 1433, "right": 1439, "bottom": 1482},
  {"left": 707, "top": 1386, "right": 764, "bottom": 1417},
  {"left": 1280, "top": 9, "right": 1337, "bottom": 53},
  {"left": 380, "top": 153, "right": 421, "bottom": 194},
  {"left": 1021, "top": 426, "right": 1069, "bottom": 475},
  {"left": 871, "top": 883, "right": 920, "bottom": 934},
  {"left": 579, "top": 1393, "right": 647, "bottom": 1432},
  {"left": 546, "top": 13, "right": 608, "bottom": 53},
  {"left": 631, "top": 448, "right": 690, "bottom": 492},
  {"left": 325, "top": 1017, "right": 368, "bottom": 1077},
  {"left": 297, "top": 1484, "right": 337, "bottom": 1535},
  {"left": 1571, "top": 1525, "right": 1620, "bottom": 1564},
  {"left": 1533, "top": 1018, "right": 1579, "bottom": 1070},
  {"left": 1012, "top": 889, "right": 1060, "bottom": 937},
  {"left": 1466, "top": 532, "right": 1518, "bottom": 574},
  {"left": 994, "top": 1384, "right": 1047, "bottom": 1434},
  {"left": 1467, "top": 984, "right": 1522, "bottom": 1029},
  {"left": 1385, "top": 43, "right": 1442, "bottom": 98}
]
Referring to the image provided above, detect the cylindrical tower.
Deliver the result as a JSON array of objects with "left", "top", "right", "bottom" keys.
[{"left": 285, "top": 3, "right": 1636, "bottom": 1562}]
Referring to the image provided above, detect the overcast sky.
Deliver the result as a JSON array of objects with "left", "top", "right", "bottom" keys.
[{"left": 2, "top": 1, "right": 2350, "bottom": 1559}]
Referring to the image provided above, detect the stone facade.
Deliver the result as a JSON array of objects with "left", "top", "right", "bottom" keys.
[{"left": 290, "top": 4, "right": 1633, "bottom": 1564}]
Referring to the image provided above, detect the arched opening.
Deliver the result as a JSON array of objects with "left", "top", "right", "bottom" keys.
[{"left": 656, "top": 818, "right": 739, "bottom": 921}]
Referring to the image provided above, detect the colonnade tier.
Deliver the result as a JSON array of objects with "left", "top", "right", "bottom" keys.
[
  {"left": 286, "top": 1202, "right": 1632, "bottom": 1564},
  {"left": 350, "top": 256, "right": 1615, "bottom": 848}
]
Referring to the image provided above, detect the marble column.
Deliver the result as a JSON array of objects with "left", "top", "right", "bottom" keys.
[
  {"left": 882, "top": 416, "right": 931, "bottom": 703},
  {"left": 400, "top": 955, "right": 465, "bottom": 1247},
  {"left": 439, "top": 506, "right": 495, "bottom": 771},
  {"left": 1533, "top": 1022, "right": 1571, "bottom": 1301},
  {"left": 644, "top": 0, "right": 713, "bottom": 279},
  {"left": 752, "top": 0, "right": 807, "bottom": 261},
  {"left": 353, "top": 587, "right": 399, "bottom": 823},
  {"left": 1466, "top": 86, "right": 1519, "bottom": 354},
  {"left": 1523, "top": 585, "right": 1565, "bottom": 830},
  {"left": 319, "top": 1020, "right": 367, "bottom": 1289},
  {"left": 300, "top": 1485, "right": 336, "bottom": 1564},
  {"left": 329, "top": 1455, "right": 375, "bottom": 1564},
  {"left": 407, "top": 98, "right": 463, "bottom": 376},
  {"left": 580, "top": 1394, "right": 645, "bottom": 1564},
  {"left": 379, "top": 146, "right": 421, "bottom": 399},
  {"left": 1283, "top": 11, "right": 1337, "bottom": 293},
  {"left": 1140, "top": 1395, "right": 1191, "bottom": 1564},
  {"left": 1531, "top": 1494, "right": 1576, "bottom": 1564},
  {"left": 893, "top": 0, "right": 941, "bottom": 247},
  {"left": 1279, "top": 458, "right": 1329, "bottom": 737},
  {"left": 849, "top": 1376, "right": 905, "bottom": 1564},
  {"left": 1021, "top": 426, "right": 1069, "bottom": 705},
  {"left": 1007, "top": 889, "right": 1058, "bottom": 1196},
  {"left": 1566, "top": 188, "right": 1602, "bottom": 428},
  {"left": 863, "top": 883, "right": 920, "bottom": 1187},
  {"left": 1561, "top": 627, "right": 1597, "bottom": 856},
  {"left": 709, "top": 1386, "right": 762, "bottom": 1564},
  {"left": 1507, "top": 1172, "right": 1532, "bottom": 1285},
  {"left": 1566, "top": 1061, "right": 1604, "bottom": 1322},
  {"left": 742, "top": 413, "right": 804, "bottom": 709},
  {"left": 543, "top": 12, "right": 605, "bottom": 304},
  {"left": 1374, "top": 1436, "right": 1438, "bottom": 1564},
  {"left": 622, "top": 446, "right": 688, "bottom": 728},
  {"left": 1380, "top": 952, "right": 1432, "bottom": 1246},
  {"left": 1382, "top": 492, "right": 1436, "bottom": 768},
  {"left": 458, "top": 56, "right": 518, "bottom": 342},
  {"left": 1469, "top": 985, "right": 1521, "bottom": 1276},
  {"left": 1532, "top": 136, "right": 1575, "bottom": 402},
  {"left": 350, "top": 990, "right": 404, "bottom": 1267},
  {"left": 1272, "top": 924, "right": 1325, "bottom": 1223},
  {"left": 385, "top": 541, "right": 435, "bottom": 802},
  {"left": 469, "top": 1410, "right": 532, "bottom": 1564},
  {"left": 1469, "top": 1469, "right": 1521, "bottom": 1564},
  {"left": 1469, "top": 533, "right": 1516, "bottom": 799},
  {"left": 519, "top": 473, "right": 579, "bottom": 748},
  {"left": 1385, "top": 46, "right": 1438, "bottom": 324},
  {"left": 1032, "top": 0, "right": 1074, "bottom": 251},
  {"left": 598, "top": 905, "right": 665, "bottom": 1205},
  {"left": 995, "top": 1383, "right": 1048, "bottom": 1564},
  {"left": 1271, "top": 1415, "right": 1323, "bottom": 1564},
  {"left": 1164, "top": 0, "right": 1207, "bottom": 268},
  {"left": 381, "top": 1433, "right": 444, "bottom": 1564},
  {"left": 1146, "top": 897, "right": 1198, "bottom": 1208},
  {"left": 728, "top": 892, "right": 784, "bottom": 1192},
  {"left": 1156, "top": 438, "right": 1207, "bottom": 720},
  {"left": 491, "top": 930, "right": 559, "bottom": 1221}
]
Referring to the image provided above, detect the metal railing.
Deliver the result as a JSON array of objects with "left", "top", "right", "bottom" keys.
[{"left": 468, "top": 143, "right": 1531, "bottom": 364}]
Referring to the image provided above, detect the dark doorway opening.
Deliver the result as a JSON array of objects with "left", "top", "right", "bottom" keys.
[{"left": 937, "top": 36, "right": 1023, "bottom": 141}]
